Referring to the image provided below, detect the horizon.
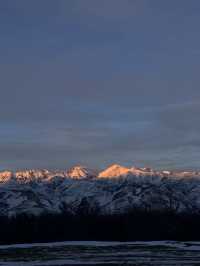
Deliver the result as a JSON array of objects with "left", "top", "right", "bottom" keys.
[
  {"left": 1, "top": 1, "right": 200, "bottom": 170},
  {"left": 1, "top": 162, "right": 200, "bottom": 173}
]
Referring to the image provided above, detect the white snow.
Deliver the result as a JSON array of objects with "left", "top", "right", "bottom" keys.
[{"left": 0, "top": 164, "right": 200, "bottom": 216}]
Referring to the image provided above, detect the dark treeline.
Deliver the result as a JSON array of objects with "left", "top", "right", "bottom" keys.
[{"left": 1, "top": 209, "right": 200, "bottom": 244}]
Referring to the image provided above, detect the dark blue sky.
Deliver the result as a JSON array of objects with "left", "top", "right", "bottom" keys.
[{"left": 1, "top": 0, "right": 200, "bottom": 170}]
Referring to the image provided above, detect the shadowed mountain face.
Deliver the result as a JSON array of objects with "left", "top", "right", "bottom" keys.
[{"left": 0, "top": 164, "right": 200, "bottom": 217}]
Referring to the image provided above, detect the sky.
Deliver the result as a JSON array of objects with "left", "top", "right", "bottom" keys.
[{"left": 0, "top": 0, "right": 200, "bottom": 171}]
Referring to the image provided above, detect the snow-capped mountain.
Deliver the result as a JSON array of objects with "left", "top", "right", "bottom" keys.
[
  {"left": 0, "top": 171, "right": 13, "bottom": 183},
  {"left": 67, "top": 166, "right": 97, "bottom": 179},
  {"left": 98, "top": 164, "right": 132, "bottom": 178},
  {"left": 0, "top": 164, "right": 200, "bottom": 217}
]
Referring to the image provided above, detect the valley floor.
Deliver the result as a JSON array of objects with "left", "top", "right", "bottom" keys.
[{"left": 0, "top": 241, "right": 200, "bottom": 265}]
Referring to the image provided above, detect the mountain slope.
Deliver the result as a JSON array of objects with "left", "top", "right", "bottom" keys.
[
  {"left": 98, "top": 164, "right": 131, "bottom": 178},
  {"left": 0, "top": 164, "right": 200, "bottom": 216},
  {"left": 67, "top": 166, "right": 97, "bottom": 179}
]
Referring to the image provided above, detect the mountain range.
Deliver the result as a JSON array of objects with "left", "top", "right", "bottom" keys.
[{"left": 0, "top": 164, "right": 200, "bottom": 217}]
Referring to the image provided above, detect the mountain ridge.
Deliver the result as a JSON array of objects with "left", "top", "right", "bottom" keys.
[
  {"left": 0, "top": 164, "right": 200, "bottom": 217},
  {"left": 1, "top": 164, "right": 200, "bottom": 183}
]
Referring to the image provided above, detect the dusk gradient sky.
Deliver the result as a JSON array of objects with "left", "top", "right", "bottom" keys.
[{"left": 1, "top": 0, "right": 200, "bottom": 170}]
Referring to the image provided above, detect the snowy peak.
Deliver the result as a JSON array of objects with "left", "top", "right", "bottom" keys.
[
  {"left": 0, "top": 164, "right": 200, "bottom": 184},
  {"left": 0, "top": 171, "right": 13, "bottom": 183},
  {"left": 66, "top": 166, "right": 97, "bottom": 179},
  {"left": 98, "top": 164, "right": 159, "bottom": 179},
  {"left": 15, "top": 169, "right": 51, "bottom": 183},
  {"left": 130, "top": 166, "right": 157, "bottom": 177},
  {"left": 1, "top": 164, "right": 200, "bottom": 217},
  {"left": 98, "top": 164, "right": 132, "bottom": 179}
]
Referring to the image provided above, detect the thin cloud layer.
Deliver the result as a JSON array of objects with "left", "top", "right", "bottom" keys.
[{"left": 0, "top": 1, "right": 200, "bottom": 170}]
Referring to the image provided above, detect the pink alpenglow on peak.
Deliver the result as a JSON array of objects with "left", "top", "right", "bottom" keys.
[
  {"left": 15, "top": 169, "right": 51, "bottom": 183},
  {"left": 66, "top": 166, "right": 97, "bottom": 179},
  {"left": 0, "top": 171, "right": 13, "bottom": 183},
  {"left": 98, "top": 164, "right": 160, "bottom": 179},
  {"left": 0, "top": 164, "right": 200, "bottom": 184},
  {"left": 98, "top": 164, "right": 132, "bottom": 179}
]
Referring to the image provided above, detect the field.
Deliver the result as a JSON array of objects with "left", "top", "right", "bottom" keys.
[{"left": 0, "top": 241, "right": 200, "bottom": 265}]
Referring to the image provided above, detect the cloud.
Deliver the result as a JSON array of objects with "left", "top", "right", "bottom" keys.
[{"left": 0, "top": 1, "right": 200, "bottom": 169}]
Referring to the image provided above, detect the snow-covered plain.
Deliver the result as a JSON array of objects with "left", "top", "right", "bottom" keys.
[
  {"left": 0, "top": 241, "right": 200, "bottom": 265},
  {"left": 1, "top": 240, "right": 200, "bottom": 250}
]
